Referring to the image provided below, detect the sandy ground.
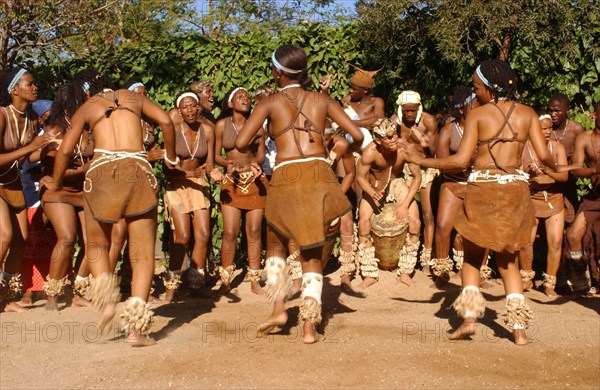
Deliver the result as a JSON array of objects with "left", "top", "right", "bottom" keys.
[{"left": 1, "top": 266, "right": 599, "bottom": 389}]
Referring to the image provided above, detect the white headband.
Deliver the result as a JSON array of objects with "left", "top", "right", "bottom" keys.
[
  {"left": 7, "top": 68, "right": 27, "bottom": 94},
  {"left": 228, "top": 87, "right": 247, "bottom": 103},
  {"left": 454, "top": 93, "right": 476, "bottom": 108},
  {"left": 396, "top": 90, "right": 423, "bottom": 125},
  {"left": 176, "top": 92, "right": 198, "bottom": 108},
  {"left": 475, "top": 65, "right": 504, "bottom": 92},
  {"left": 539, "top": 114, "right": 551, "bottom": 121},
  {"left": 272, "top": 51, "right": 305, "bottom": 75},
  {"left": 128, "top": 82, "right": 144, "bottom": 91}
]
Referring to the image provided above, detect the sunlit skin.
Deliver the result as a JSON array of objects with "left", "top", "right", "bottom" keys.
[
  {"left": 0, "top": 71, "right": 56, "bottom": 313},
  {"left": 214, "top": 89, "right": 266, "bottom": 296}
]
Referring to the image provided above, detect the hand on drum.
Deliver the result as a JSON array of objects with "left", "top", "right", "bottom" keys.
[{"left": 395, "top": 204, "right": 409, "bottom": 224}]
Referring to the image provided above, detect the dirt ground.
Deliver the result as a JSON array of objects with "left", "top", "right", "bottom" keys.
[{"left": 1, "top": 266, "right": 599, "bottom": 390}]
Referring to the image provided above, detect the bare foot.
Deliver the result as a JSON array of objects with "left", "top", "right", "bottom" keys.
[
  {"left": 250, "top": 281, "right": 265, "bottom": 296},
  {"left": 449, "top": 318, "right": 477, "bottom": 340},
  {"left": 257, "top": 312, "right": 288, "bottom": 337},
  {"left": 71, "top": 295, "right": 92, "bottom": 307},
  {"left": 359, "top": 277, "right": 378, "bottom": 289},
  {"left": 98, "top": 303, "right": 116, "bottom": 334},
  {"left": 20, "top": 291, "right": 33, "bottom": 306},
  {"left": 125, "top": 331, "right": 157, "bottom": 347},
  {"left": 522, "top": 280, "right": 533, "bottom": 291},
  {"left": 162, "top": 288, "right": 176, "bottom": 303},
  {"left": 3, "top": 302, "right": 29, "bottom": 313},
  {"left": 479, "top": 280, "right": 493, "bottom": 289},
  {"left": 421, "top": 264, "right": 431, "bottom": 275},
  {"left": 303, "top": 320, "right": 318, "bottom": 344},
  {"left": 513, "top": 329, "right": 528, "bottom": 345},
  {"left": 341, "top": 275, "right": 365, "bottom": 297},
  {"left": 544, "top": 287, "right": 558, "bottom": 298},
  {"left": 396, "top": 274, "right": 413, "bottom": 287},
  {"left": 148, "top": 295, "right": 161, "bottom": 304},
  {"left": 45, "top": 296, "right": 59, "bottom": 311},
  {"left": 433, "top": 273, "right": 450, "bottom": 289}
]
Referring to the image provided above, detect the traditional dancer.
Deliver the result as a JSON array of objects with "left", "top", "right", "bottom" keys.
[
  {"left": 430, "top": 86, "right": 479, "bottom": 282},
  {"left": 162, "top": 92, "right": 216, "bottom": 301},
  {"left": 518, "top": 112, "right": 568, "bottom": 297},
  {"left": 214, "top": 87, "right": 267, "bottom": 295},
  {"left": 394, "top": 91, "right": 439, "bottom": 275},
  {"left": 235, "top": 44, "right": 363, "bottom": 343},
  {"left": 356, "top": 118, "right": 421, "bottom": 287},
  {"left": 0, "top": 68, "right": 55, "bottom": 312},
  {"left": 41, "top": 69, "right": 177, "bottom": 346},
  {"left": 566, "top": 102, "right": 600, "bottom": 296},
  {"left": 404, "top": 60, "right": 570, "bottom": 345}
]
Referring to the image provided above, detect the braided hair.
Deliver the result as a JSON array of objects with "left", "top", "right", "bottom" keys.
[
  {"left": 477, "top": 59, "right": 517, "bottom": 101},
  {"left": 450, "top": 85, "right": 474, "bottom": 118},
  {"left": 68, "top": 69, "right": 114, "bottom": 109},
  {"left": 45, "top": 85, "right": 71, "bottom": 132}
]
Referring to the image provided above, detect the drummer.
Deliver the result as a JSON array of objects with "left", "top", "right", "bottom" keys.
[{"left": 355, "top": 118, "right": 422, "bottom": 287}]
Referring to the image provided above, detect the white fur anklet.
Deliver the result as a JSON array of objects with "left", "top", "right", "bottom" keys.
[
  {"left": 73, "top": 274, "right": 91, "bottom": 298},
  {"left": 121, "top": 297, "right": 155, "bottom": 335},
  {"left": 90, "top": 273, "right": 121, "bottom": 309},
  {"left": 0, "top": 274, "right": 8, "bottom": 302},
  {"left": 247, "top": 268, "right": 262, "bottom": 282},
  {"left": 338, "top": 248, "right": 357, "bottom": 276},
  {"left": 397, "top": 240, "right": 419, "bottom": 276},
  {"left": 187, "top": 268, "right": 205, "bottom": 289},
  {"left": 452, "top": 248, "right": 464, "bottom": 270},
  {"left": 568, "top": 250, "right": 583, "bottom": 260},
  {"left": 218, "top": 264, "right": 235, "bottom": 285},
  {"left": 264, "top": 256, "right": 290, "bottom": 302},
  {"left": 480, "top": 264, "right": 493, "bottom": 281},
  {"left": 452, "top": 285, "right": 486, "bottom": 319},
  {"left": 162, "top": 271, "right": 182, "bottom": 290},
  {"left": 43, "top": 275, "right": 71, "bottom": 297},
  {"left": 286, "top": 250, "right": 303, "bottom": 281},
  {"left": 520, "top": 269, "right": 535, "bottom": 283},
  {"left": 504, "top": 293, "right": 533, "bottom": 330},
  {"left": 430, "top": 256, "right": 454, "bottom": 277},
  {"left": 4, "top": 273, "right": 22, "bottom": 300},
  {"left": 300, "top": 272, "right": 323, "bottom": 326},
  {"left": 419, "top": 246, "right": 432, "bottom": 268},
  {"left": 358, "top": 243, "right": 379, "bottom": 279},
  {"left": 543, "top": 273, "right": 557, "bottom": 290}
]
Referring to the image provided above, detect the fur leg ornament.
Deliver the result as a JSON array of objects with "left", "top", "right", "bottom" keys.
[
  {"left": 162, "top": 271, "right": 182, "bottom": 290},
  {"left": 5, "top": 273, "right": 22, "bottom": 300},
  {"left": 300, "top": 272, "right": 323, "bottom": 326},
  {"left": 419, "top": 246, "right": 432, "bottom": 268},
  {"left": 452, "top": 248, "right": 464, "bottom": 271},
  {"left": 503, "top": 293, "right": 533, "bottom": 330},
  {"left": 397, "top": 240, "right": 419, "bottom": 276},
  {"left": 264, "top": 256, "right": 291, "bottom": 302},
  {"left": 43, "top": 275, "right": 70, "bottom": 297},
  {"left": 452, "top": 285, "right": 486, "bottom": 319},
  {"left": 520, "top": 269, "right": 535, "bottom": 284},
  {"left": 246, "top": 268, "right": 262, "bottom": 282},
  {"left": 339, "top": 248, "right": 357, "bottom": 276},
  {"left": 0, "top": 273, "right": 8, "bottom": 302},
  {"left": 543, "top": 273, "right": 557, "bottom": 290},
  {"left": 286, "top": 250, "right": 303, "bottom": 281},
  {"left": 73, "top": 274, "right": 91, "bottom": 298},
  {"left": 480, "top": 264, "right": 493, "bottom": 281},
  {"left": 218, "top": 264, "right": 235, "bottom": 286},
  {"left": 121, "top": 297, "right": 155, "bottom": 335},
  {"left": 90, "top": 273, "right": 121, "bottom": 309},
  {"left": 430, "top": 256, "right": 454, "bottom": 277},
  {"left": 358, "top": 243, "right": 379, "bottom": 279},
  {"left": 187, "top": 268, "right": 205, "bottom": 289}
]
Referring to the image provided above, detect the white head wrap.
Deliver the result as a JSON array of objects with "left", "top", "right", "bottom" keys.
[
  {"left": 396, "top": 90, "right": 423, "bottom": 125},
  {"left": 539, "top": 114, "right": 551, "bottom": 121},
  {"left": 128, "top": 82, "right": 144, "bottom": 91},
  {"left": 228, "top": 87, "right": 247, "bottom": 103},
  {"left": 176, "top": 92, "right": 198, "bottom": 108}
]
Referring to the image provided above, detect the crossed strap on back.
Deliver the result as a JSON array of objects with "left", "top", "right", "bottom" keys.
[
  {"left": 478, "top": 101, "right": 524, "bottom": 173},
  {"left": 269, "top": 90, "right": 324, "bottom": 158}
]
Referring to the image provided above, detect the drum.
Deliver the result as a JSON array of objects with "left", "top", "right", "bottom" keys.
[{"left": 370, "top": 178, "right": 410, "bottom": 270}]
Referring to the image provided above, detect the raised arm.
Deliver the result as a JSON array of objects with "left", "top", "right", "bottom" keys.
[{"left": 236, "top": 101, "right": 268, "bottom": 149}]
